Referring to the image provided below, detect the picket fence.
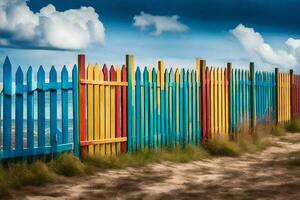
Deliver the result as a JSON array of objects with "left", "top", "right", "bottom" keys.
[{"left": 0, "top": 54, "right": 299, "bottom": 159}]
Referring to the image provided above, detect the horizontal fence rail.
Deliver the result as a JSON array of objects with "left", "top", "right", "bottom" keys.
[{"left": 1, "top": 54, "right": 300, "bottom": 160}]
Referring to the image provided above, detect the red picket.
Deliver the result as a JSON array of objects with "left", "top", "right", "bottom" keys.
[{"left": 78, "top": 55, "right": 87, "bottom": 158}]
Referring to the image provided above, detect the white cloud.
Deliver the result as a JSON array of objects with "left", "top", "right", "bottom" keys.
[
  {"left": 231, "top": 24, "right": 300, "bottom": 69},
  {"left": 0, "top": 0, "right": 105, "bottom": 50},
  {"left": 133, "top": 12, "right": 188, "bottom": 36}
]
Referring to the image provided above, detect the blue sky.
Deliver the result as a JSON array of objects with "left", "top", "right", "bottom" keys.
[{"left": 1, "top": 0, "right": 300, "bottom": 76}]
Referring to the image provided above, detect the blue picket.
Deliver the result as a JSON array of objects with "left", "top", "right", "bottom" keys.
[
  {"left": 27, "top": 66, "right": 34, "bottom": 153},
  {"left": 37, "top": 66, "right": 46, "bottom": 147},
  {"left": 3, "top": 57, "right": 12, "bottom": 152},
  {"left": 50, "top": 66, "right": 58, "bottom": 149},
  {"left": 61, "top": 66, "right": 69, "bottom": 144},
  {"left": 15, "top": 66, "right": 23, "bottom": 151}
]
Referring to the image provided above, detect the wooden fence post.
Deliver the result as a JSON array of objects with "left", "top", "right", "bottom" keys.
[
  {"left": 290, "top": 69, "right": 294, "bottom": 119},
  {"left": 126, "top": 55, "right": 135, "bottom": 152},
  {"left": 250, "top": 62, "right": 256, "bottom": 129},
  {"left": 275, "top": 68, "right": 279, "bottom": 124},
  {"left": 78, "top": 54, "right": 87, "bottom": 158},
  {"left": 200, "top": 59, "right": 207, "bottom": 140}
]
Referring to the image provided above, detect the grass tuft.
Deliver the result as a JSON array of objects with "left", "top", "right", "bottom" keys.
[
  {"left": 204, "top": 139, "right": 240, "bottom": 156},
  {"left": 49, "top": 154, "right": 86, "bottom": 177},
  {"left": 285, "top": 118, "right": 300, "bottom": 133}
]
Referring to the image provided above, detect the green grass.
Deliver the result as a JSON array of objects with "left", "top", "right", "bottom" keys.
[{"left": 285, "top": 118, "right": 300, "bottom": 133}]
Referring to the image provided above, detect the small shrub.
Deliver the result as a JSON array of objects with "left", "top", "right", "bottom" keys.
[{"left": 50, "top": 154, "right": 86, "bottom": 177}]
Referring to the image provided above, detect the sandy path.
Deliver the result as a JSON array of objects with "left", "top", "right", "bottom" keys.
[{"left": 13, "top": 133, "right": 300, "bottom": 200}]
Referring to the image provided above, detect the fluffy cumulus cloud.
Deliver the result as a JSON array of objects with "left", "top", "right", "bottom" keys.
[
  {"left": 133, "top": 12, "right": 188, "bottom": 36},
  {"left": 0, "top": 0, "right": 105, "bottom": 50},
  {"left": 231, "top": 24, "right": 300, "bottom": 68}
]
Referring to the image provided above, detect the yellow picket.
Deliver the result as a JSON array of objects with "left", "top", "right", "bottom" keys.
[
  {"left": 93, "top": 64, "right": 100, "bottom": 155},
  {"left": 225, "top": 69, "right": 229, "bottom": 135},
  {"left": 221, "top": 68, "right": 225, "bottom": 136},
  {"left": 87, "top": 64, "right": 94, "bottom": 156},
  {"left": 116, "top": 66, "right": 122, "bottom": 155},
  {"left": 111, "top": 68, "right": 116, "bottom": 156},
  {"left": 218, "top": 68, "right": 222, "bottom": 135},
  {"left": 214, "top": 68, "right": 218, "bottom": 135},
  {"left": 105, "top": 72, "right": 111, "bottom": 157},
  {"left": 99, "top": 70, "right": 105, "bottom": 156}
]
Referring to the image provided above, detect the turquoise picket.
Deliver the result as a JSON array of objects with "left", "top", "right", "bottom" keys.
[
  {"left": 175, "top": 69, "right": 180, "bottom": 145},
  {"left": 143, "top": 68, "right": 149, "bottom": 149},
  {"left": 135, "top": 67, "right": 141, "bottom": 149},
  {"left": 183, "top": 70, "right": 188, "bottom": 145},
  {"left": 170, "top": 69, "right": 176, "bottom": 147},
  {"left": 196, "top": 72, "right": 201, "bottom": 143},
  {"left": 192, "top": 71, "right": 196, "bottom": 144},
  {"left": 165, "top": 69, "right": 169, "bottom": 146},
  {"left": 140, "top": 72, "right": 145, "bottom": 150},
  {"left": 72, "top": 65, "right": 80, "bottom": 157},
  {"left": 188, "top": 71, "right": 192, "bottom": 144},
  {"left": 179, "top": 69, "right": 184, "bottom": 144},
  {"left": 61, "top": 66, "right": 69, "bottom": 144},
  {"left": 161, "top": 70, "right": 166, "bottom": 147},
  {"left": 152, "top": 69, "right": 158, "bottom": 149},
  {"left": 37, "top": 66, "right": 46, "bottom": 147},
  {"left": 149, "top": 69, "right": 154, "bottom": 149},
  {"left": 15, "top": 66, "right": 23, "bottom": 151}
]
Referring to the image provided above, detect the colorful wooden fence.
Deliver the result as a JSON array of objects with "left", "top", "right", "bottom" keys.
[
  {"left": 78, "top": 55, "right": 127, "bottom": 157},
  {"left": 1, "top": 54, "right": 300, "bottom": 160},
  {"left": 0, "top": 57, "right": 79, "bottom": 159}
]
